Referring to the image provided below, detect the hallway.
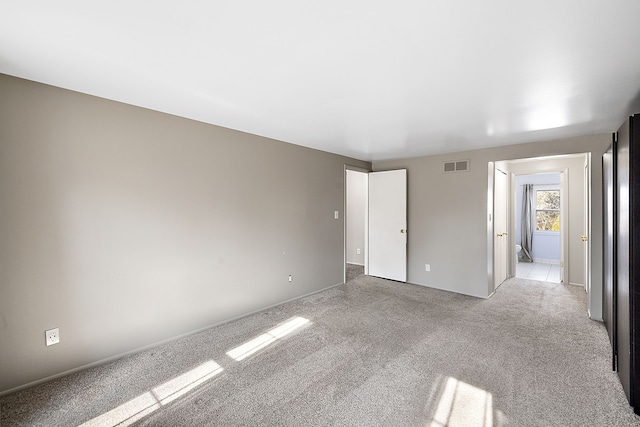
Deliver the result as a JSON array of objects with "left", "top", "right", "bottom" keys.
[{"left": 516, "top": 262, "right": 561, "bottom": 283}]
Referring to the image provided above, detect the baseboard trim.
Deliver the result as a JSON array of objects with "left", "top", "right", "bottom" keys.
[
  {"left": 0, "top": 281, "right": 345, "bottom": 397},
  {"left": 409, "top": 281, "right": 489, "bottom": 299},
  {"left": 587, "top": 309, "right": 600, "bottom": 321},
  {"left": 587, "top": 309, "right": 604, "bottom": 322},
  {"left": 533, "top": 258, "right": 561, "bottom": 265},
  {"left": 346, "top": 262, "right": 365, "bottom": 266},
  {"left": 568, "top": 282, "right": 585, "bottom": 287}
]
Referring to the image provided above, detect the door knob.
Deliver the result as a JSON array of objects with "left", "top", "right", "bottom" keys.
[{"left": 400, "top": 229, "right": 406, "bottom": 233}]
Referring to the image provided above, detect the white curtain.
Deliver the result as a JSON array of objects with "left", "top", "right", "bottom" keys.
[{"left": 520, "top": 184, "right": 534, "bottom": 262}]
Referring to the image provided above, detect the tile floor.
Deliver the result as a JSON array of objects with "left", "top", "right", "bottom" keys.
[{"left": 516, "top": 261, "right": 561, "bottom": 283}]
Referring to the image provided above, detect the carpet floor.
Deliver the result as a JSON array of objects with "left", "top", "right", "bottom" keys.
[
  {"left": 1, "top": 275, "right": 638, "bottom": 426},
  {"left": 346, "top": 263, "right": 364, "bottom": 282}
]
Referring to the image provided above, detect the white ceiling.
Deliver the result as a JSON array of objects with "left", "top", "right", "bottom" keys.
[{"left": 2, "top": 1, "right": 640, "bottom": 161}]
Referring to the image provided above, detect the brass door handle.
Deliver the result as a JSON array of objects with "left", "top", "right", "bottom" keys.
[
  {"left": 400, "top": 229, "right": 406, "bottom": 233},
  {"left": 496, "top": 233, "right": 503, "bottom": 237}
]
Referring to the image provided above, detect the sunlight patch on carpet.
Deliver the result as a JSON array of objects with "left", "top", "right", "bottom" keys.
[
  {"left": 226, "top": 316, "right": 311, "bottom": 361},
  {"left": 78, "top": 360, "right": 223, "bottom": 427},
  {"left": 430, "top": 377, "right": 494, "bottom": 427}
]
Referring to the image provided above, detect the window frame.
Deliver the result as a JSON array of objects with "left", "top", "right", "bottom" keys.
[{"left": 534, "top": 185, "right": 561, "bottom": 234}]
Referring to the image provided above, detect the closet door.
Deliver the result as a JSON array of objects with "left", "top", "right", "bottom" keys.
[
  {"left": 630, "top": 114, "right": 640, "bottom": 409},
  {"left": 617, "top": 116, "right": 632, "bottom": 404},
  {"left": 616, "top": 113, "right": 640, "bottom": 411},
  {"left": 603, "top": 139, "right": 616, "bottom": 369}
]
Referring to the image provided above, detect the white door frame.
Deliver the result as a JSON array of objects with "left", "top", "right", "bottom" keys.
[
  {"left": 487, "top": 162, "right": 497, "bottom": 296},
  {"left": 559, "top": 170, "right": 568, "bottom": 284},
  {"left": 494, "top": 167, "right": 508, "bottom": 290}
]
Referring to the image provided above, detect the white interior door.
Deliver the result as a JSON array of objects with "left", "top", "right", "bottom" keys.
[
  {"left": 368, "top": 169, "right": 407, "bottom": 282},
  {"left": 494, "top": 168, "right": 508, "bottom": 289}
]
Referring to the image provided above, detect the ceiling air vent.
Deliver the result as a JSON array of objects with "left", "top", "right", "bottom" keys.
[{"left": 443, "top": 160, "right": 469, "bottom": 173}]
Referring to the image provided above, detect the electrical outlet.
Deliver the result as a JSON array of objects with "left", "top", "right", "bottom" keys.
[
  {"left": 46, "top": 328, "right": 60, "bottom": 346},
  {"left": 288, "top": 275, "right": 293, "bottom": 282},
  {"left": 425, "top": 264, "right": 431, "bottom": 272},
  {"left": 334, "top": 211, "right": 339, "bottom": 219},
  {"left": 357, "top": 248, "right": 361, "bottom": 255}
]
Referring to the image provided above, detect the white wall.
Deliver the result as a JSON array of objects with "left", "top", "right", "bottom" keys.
[
  {"left": 531, "top": 234, "right": 561, "bottom": 262},
  {"left": 373, "top": 133, "right": 609, "bottom": 319},
  {"left": 515, "top": 173, "right": 561, "bottom": 262},
  {"left": 346, "top": 170, "right": 367, "bottom": 265}
]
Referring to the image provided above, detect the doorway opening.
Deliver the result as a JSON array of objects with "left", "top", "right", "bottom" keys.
[
  {"left": 489, "top": 153, "right": 591, "bottom": 313},
  {"left": 345, "top": 166, "right": 408, "bottom": 284},
  {"left": 345, "top": 168, "right": 368, "bottom": 282},
  {"left": 514, "top": 173, "right": 562, "bottom": 283}
]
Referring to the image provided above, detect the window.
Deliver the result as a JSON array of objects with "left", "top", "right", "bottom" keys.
[{"left": 536, "top": 188, "right": 560, "bottom": 231}]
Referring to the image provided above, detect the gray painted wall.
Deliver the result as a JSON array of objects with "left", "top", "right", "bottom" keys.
[
  {"left": 346, "top": 170, "right": 367, "bottom": 265},
  {"left": 373, "top": 133, "right": 609, "bottom": 319},
  {"left": 0, "top": 74, "right": 370, "bottom": 393}
]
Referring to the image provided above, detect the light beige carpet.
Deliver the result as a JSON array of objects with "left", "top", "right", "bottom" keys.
[{"left": 1, "top": 275, "right": 638, "bottom": 426}]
